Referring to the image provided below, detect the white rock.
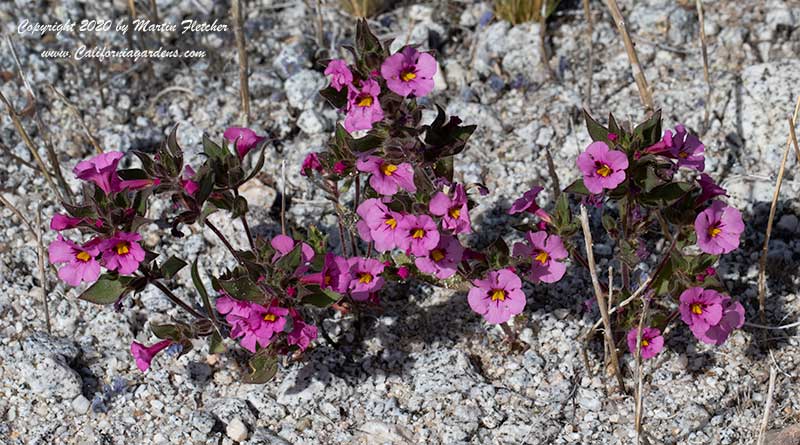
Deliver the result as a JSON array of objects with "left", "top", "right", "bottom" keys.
[
  {"left": 226, "top": 417, "right": 249, "bottom": 442},
  {"left": 72, "top": 395, "right": 91, "bottom": 414}
]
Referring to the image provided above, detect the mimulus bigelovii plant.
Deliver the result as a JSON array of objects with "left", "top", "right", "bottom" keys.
[{"left": 50, "top": 21, "right": 745, "bottom": 383}]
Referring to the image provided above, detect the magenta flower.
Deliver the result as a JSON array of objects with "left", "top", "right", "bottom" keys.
[
  {"left": 333, "top": 161, "right": 347, "bottom": 174},
  {"left": 216, "top": 294, "right": 255, "bottom": 343},
  {"left": 130, "top": 339, "right": 172, "bottom": 372},
  {"left": 648, "top": 125, "right": 705, "bottom": 171},
  {"left": 694, "top": 201, "right": 744, "bottom": 254},
  {"left": 380, "top": 47, "right": 437, "bottom": 97},
  {"left": 356, "top": 156, "right": 416, "bottom": 196},
  {"left": 324, "top": 59, "right": 353, "bottom": 92},
  {"left": 300, "top": 152, "right": 323, "bottom": 176},
  {"left": 73, "top": 151, "right": 124, "bottom": 195},
  {"left": 397, "top": 266, "right": 410, "bottom": 280},
  {"left": 287, "top": 309, "right": 318, "bottom": 351},
  {"left": 429, "top": 184, "right": 471, "bottom": 234},
  {"left": 508, "top": 186, "right": 543, "bottom": 215},
  {"left": 301, "top": 253, "right": 351, "bottom": 294},
  {"left": 576, "top": 141, "right": 629, "bottom": 194},
  {"left": 48, "top": 235, "right": 101, "bottom": 286},
  {"left": 397, "top": 214, "right": 440, "bottom": 256},
  {"left": 467, "top": 269, "right": 526, "bottom": 324},
  {"left": 238, "top": 301, "right": 289, "bottom": 353},
  {"left": 99, "top": 232, "right": 146, "bottom": 275},
  {"left": 50, "top": 214, "right": 87, "bottom": 231},
  {"left": 512, "top": 231, "right": 568, "bottom": 284},
  {"left": 181, "top": 165, "right": 199, "bottom": 196},
  {"left": 347, "top": 257, "right": 385, "bottom": 301},
  {"left": 270, "top": 234, "right": 315, "bottom": 264},
  {"left": 693, "top": 297, "right": 745, "bottom": 345},
  {"left": 679, "top": 287, "right": 724, "bottom": 333},
  {"left": 695, "top": 173, "right": 727, "bottom": 207},
  {"left": 415, "top": 235, "right": 464, "bottom": 279},
  {"left": 223, "top": 127, "right": 266, "bottom": 158},
  {"left": 356, "top": 198, "right": 401, "bottom": 252},
  {"left": 626, "top": 327, "right": 664, "bottom": 360},
  {"left": 344, "top": 79, "right": 384, "bottom": 132}
]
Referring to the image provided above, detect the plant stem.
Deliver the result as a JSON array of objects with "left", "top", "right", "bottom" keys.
[
  {"left": 206, "top": 219, "right": 243, "bottom": 263},
  {"left": 151, "top": 280, "right": 207, "bottom": 320},
  {"left": 231, "top": 0, "right": 251, "bottom": 126}
]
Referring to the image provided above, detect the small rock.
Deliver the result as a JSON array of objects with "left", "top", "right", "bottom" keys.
[
  {"left": 777, "top": 214, "right": 798, "bottom": 233},
  {"left": 190, "top": 411, "right": 217, "bottom": 434},
  {"left": 72, "top": 395, "right": 91, "bottom": 414},
  {"left": 297, "top": 109, "right": 327, "bottom": 134},
  {"left": 284, "top": 70, "right": 325, "bottom": 110},
  {"left": 245, "top": 428, "right": 290, "bottom": 445},
  {"left": 226, "top": 417, "right": 249, "bottom": 442},
  {"left": 26, "top": 355, "right": 83, "bottom": 399},
  {"left": 358, "top": 421, "right": 413, "bottom": 443}
]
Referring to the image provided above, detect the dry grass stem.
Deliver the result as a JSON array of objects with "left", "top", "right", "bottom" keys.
[
  {"left": 582, "top": 0, "right": 594, "bottom": 109},
  {"left": 579, "top": 205, "right": 625, "bottom": 393},
  {"left": 0, "top": 90, "right": 63, "bottom": 201},
  {"left": 603, "top": 0, "right": 654, "bottom": 113},
  {"left": 35, "top": 206, "right": 51, "bottom": 334},
  {"left": 757, "top": 95, "right": 800, "bottom": 323},
  {"left": 757, "top": 367, "right": 778, "bottom": 445},
  {"left": 544, "top": 147, "right": 561, "bottom": 198},
  {"left": 633, "top": 296, "right": 651, "bottom": 444},
  {"left": 231, "top": 0, "right": 251, "bottom": 126},
  {"left": 695, "top": 0, "right": 711, "bottom": 131},
  {"left": 49, "top": 85, "right": 104, "bottom": 154}
]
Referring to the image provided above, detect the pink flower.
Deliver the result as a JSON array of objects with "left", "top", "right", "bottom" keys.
[
  {"left": 347, "top": 257, "right": 385, "bottom": 301},
  {"left": 240, "top": 301, "right": 289, "bottom": 353},
  {"left": 648, "top": 125, "right": 705, "bottom": 171},
  {"left": 380, "top": 47, "right": 437, "bottom": 97},
  {"left": 679, "top": 287, "right": 724, "bottom": 333},
  {"left": 181, "top": 165, "right": 199, "bottom": 196},
  {"left": 512, "top": 231, "right": 568, "bottom": 283},
  {"left": 130, "top": 339, "right": 172, "bottom": 372},
  {"left": 48, "top": 235, "right": 101, "bottom": 286},
  {"left": 216, "top": 294, "right": 254, "bottom": 341},
  {"left": 626, "top": 327, "right": 664, "bottom": 360},
  {"left": 302, "top": 253, "right": 351, "bottom": 294},
  {"left": 397, "top": 214, "right": 440, "bottom": 256},
  {"left": 680, "top": 287, "right": 744, "bottom": 345},
  {"left": 270, "top": 234, "right": 315, "bottom": 264},
  {"left": 356, "top": 156, "right": 416, "bottom": 196},
  {"left": 50, "top": 214, "right": 86, "bottom": 231},
  {"left": 694, "top": 201, "right": 744, "bottom": 254},
  {"left": 467, "top": 269, "right": 526, "bottom": 324},
  {"left": 301, "top": 153, "right": 323, "bottom": 176},
  {"left": 696, "top": 266, "right": 716, "bottom": 283},
  {"left": 695, "top": 173, "right": 727, "bottom": 207},
  {"left": 333, "top": 161, "right": 347, "bottom": 174},
  {"left": 508, "top": 186, "right": 543, "bottom": 215},
  {"left": 223, "top": 127, "right": 266, "bottom": 158},
  {"left": 396, "top": 266, "right": 410, "bottom": 279},
  {"left": 344, "top": 79, "right": 384, "bottom": 132},
  {"left": 415, "top": 235, "right": 464, "bottom": 279},
  {"left": 429, "top": 184, "right": 471, "bottom": 234},
  {"left": 324, "top": 59, "right": 353, "bottom": 92},
  {"left": 73, "top": 151, "right": 124, "bottom": 195},
  {"left": 576, "top": 141, "right": 629, "bottom": 194},
  {"left": 356, "top": 198, "right": 401, "bottom": 252},
  {"left": 99, "top": 232, "right": 146, "bottom": 275},
  {"left": 287, "top": 309, "right": 318, "bottom": 351}
]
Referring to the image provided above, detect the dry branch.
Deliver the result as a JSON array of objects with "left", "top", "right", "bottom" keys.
[{"left": 603, "top": 0, "right": 654, "bottom": 113}]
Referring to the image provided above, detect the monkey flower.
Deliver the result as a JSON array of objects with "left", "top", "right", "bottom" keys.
[
  {"left": 347, "top": 257, "right": 386, "bottom": 301},
  {"left": 130, "top": 339, "right": 172, "bottom": 372},
  {"left": 73, "top": 151, "right": 124, "bottom": 195},
  {"left": 512, "top": 231, "right": 568, "bottom": 283},
  {"left": 356, "top": 156, "right": 416, "bottom": 196},
  {"left": 467, "top": 269, "right": 526, "bottom": 324},
  {"left": 99, "top": 232, "right": 146, "bottom": 275},
  {"left": 344, "top": 79, "right": 384, "bottom": 132},
  {"left": 397, "top": 214, "right": 440, "bottom": 256},
  {"left": 380, "top": 47, "right": 437, "bottom": 97},
  {"left": 356, "top": 198, "right": 401, "bottom": 252},
  {"left": 48, "top": 235, "right": 101, "bottom": 286},
  {"left": 694, "top": 201, "right": 744, "bottom": 254},
  {"left": 429, "top": 183, "right": 471, "bottom": 234},
  {"left": 415, "top": 235, "right": 464, "bottom": 279},
  {"left": 576, "top": 141, "right": 629, "bottom": 194},
  {"left": 626, "top": 327, "right": 664, "bottom": 360},
  {"left": 223, "top": 127, "right": 266, "bottom": 158},
  {"left": 324, "top": 59, "right": 353, "bottom": 92}
]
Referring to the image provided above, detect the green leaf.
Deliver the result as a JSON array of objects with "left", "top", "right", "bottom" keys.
[
  {"left": 319, "top": 85, "right": 348, "bottom": 109},
  {"left": 564, "top": 179, "right": 591, "bottom": 195},
  {"left": 209, "top": 331, "right": 225, "bottom": 354},
  {"left": 301, "top": 289, "right": 342, "bottom": 308},
  {"left": 62, "top": 202, "right": 97, "bottom": 219},
  {"left": 641, "top": 181, "right": 693, "bottom": 207},
  {"left": 274, "top": 242, "right": 305, "bottom": 272},
  {"left": 633, "top": 109, "right": 662, "bottom": 147},
  {"left": 242, "top": 351, "right": 278, "bottom": 384},
  {"left": 203, "top": 134, "right": 229, "bottom": 160},
  {"left": 160, "top": 256, "right": 188, "bottom": 279},
  {"left": 241, "top": 144, "right": 268, "bottom": 185},
  {"left": 218, "top": 276, "right": 264, "bottom": 302},
  {"left": 150, "top": 321, "right": 192, "bottom": 341},
  {"left": 191, "top": 259, "right": 213, "bottom": 314},
  {"left": 584, "top": 109, "right": 610, "bottom": 142},
  {"left": 543, "top": 0, "right": 561, "bottom": 18},
  {"left": 232, "top": 195, "right": 249, "bottom": 218},
  {"left": 78, "top": 274, "right": 133, "bottom": 304}
]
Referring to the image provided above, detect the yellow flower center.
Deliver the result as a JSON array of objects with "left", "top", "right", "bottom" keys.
[
  {"left": 448, "top": 207, "right": 461, "bottom": 219},
  {"left": 324, "top": 274, "right": 332, "bottom": 285},
  {"left": 263, "top": 313, "right": 277, "bottom": 322},
  {"left": 490, "top": 289, "right": 506, "bottom": 301},
  {"left": 596, "top": 164, "right": 612, "bottom": 177},
  {"left": 678, "top": 151, "right": 688, "bottom": 159},
  {"left": 412, "top": 228, "right": 425, "bottom": 239},
  {"left": 357, "top": 95, "right": 373, "bottom": 107},
  {"left": 380, "top": 163, "right": 398, "bottom": 176},
  {"left": 400, "top": 70, "right": 417, "bottom": 82},
  {"left": 641, "top": 339, "right": 649, "bottom": 347},
  {"left": 76, "top": 251, "right": 91, "bottom": 262},
  {"left": 708, "top": 226, "right": 722, "bottom": 238},
  {"left": 115, "top": 242, "right": 130, "bottom": 255},
  {"left": 691, "top": 303, "right": 703, "bottom": 315},
  {"left": 534, "top": 250, "right": 549, "bottom": 265},
  {"left": 385, "top": 218, "right": 398, "bottom": 230},
  {"left": 430, "top": 249, "right": 445, "bottom": 262},
  {"left": 358, "top": 273, "right": 373, "bottom": 284}
]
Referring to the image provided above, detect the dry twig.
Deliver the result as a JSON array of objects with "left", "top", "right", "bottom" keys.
[
  {"left": 582, "top": 0, "right": 594, "bottom": 109},
  {"left": 49, "top": 85, "right": 104, "bottom": 154},
  {"left": 757, "top": 96, "right": 800, "bottom": 323},
  {"left": 757, "top": 367, "right": 778, "bottom": 445},
  {"left": 579, "top": 205, "right": 625, "bottom": 393},
  {"left": 633, "top": 295, "right": 652, "bottom": 444},
  {"left": 695, "top": 0, "right": 711, "bottom": 131},
  {"left": 232, "top": 0, "right": 251, "bottom": 126},
  {"left": 603, "top": 0, "right": 654, "bottom": 113},
  {"left": 35, "top": 206, "right": 51, "bottom": 334}
]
